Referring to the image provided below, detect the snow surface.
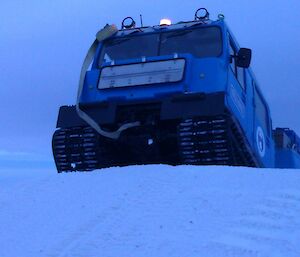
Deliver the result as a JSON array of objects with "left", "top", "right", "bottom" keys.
[{"left": 1, "top": 165, "right": 300, "bottom": 257}]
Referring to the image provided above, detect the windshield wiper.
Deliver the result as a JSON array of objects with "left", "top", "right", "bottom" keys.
[
  {"left": 128, "top": 29, "right": 142, "bottom": 35},
  {"left": 166, "top": 30, "right": 193, "bottom": 39},
  {"left": 108, "top": 38, "right": 132, "bottom": 46}
]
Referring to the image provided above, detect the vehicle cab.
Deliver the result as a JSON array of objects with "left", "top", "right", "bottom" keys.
[{"left": 78, "top": 10, "right": 271, "bottom": 167}]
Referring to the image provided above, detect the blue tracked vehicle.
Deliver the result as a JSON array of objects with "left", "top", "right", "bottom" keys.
[{"left": 52, "top": 8, "right": 300, "bottom": 172}]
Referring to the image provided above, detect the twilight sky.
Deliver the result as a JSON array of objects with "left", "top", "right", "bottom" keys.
[{"left": 0, "top": 0, "right": 299, "bottom": 157}]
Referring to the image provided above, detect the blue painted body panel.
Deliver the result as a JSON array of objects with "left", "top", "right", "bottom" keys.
[
  {"left": 81, "top": 55, "right": 227, "bottom": 104},
  {"left": 79, "top": 20, "right": 299, "bottom": 169},
  {"left": 276, "top": 149, "right": 300, "bottom": 169},
  {"left": 224, "top": 26, "right": 275, "bottom": 168}
]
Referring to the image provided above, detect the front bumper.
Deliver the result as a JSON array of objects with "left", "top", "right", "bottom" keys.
[{"left": 56, "top": 92, "right": 225, "bottom": 128}]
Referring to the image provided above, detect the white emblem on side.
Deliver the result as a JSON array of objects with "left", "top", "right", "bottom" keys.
[{"left": 256, "top": 127, "right": 266, "bottom": 158}]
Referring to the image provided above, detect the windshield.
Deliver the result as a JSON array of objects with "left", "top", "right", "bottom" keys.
[{"left": 99, "top": 26, "right": 222, "bottom": 66}]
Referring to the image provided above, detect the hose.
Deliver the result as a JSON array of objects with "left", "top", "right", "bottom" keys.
[{"left": 76, "top": 24, "right": 141, "bottom": 140}]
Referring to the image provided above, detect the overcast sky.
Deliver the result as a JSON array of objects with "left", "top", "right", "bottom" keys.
[{"left": 0, "top": 0, "right": 299, "bottom": 157}]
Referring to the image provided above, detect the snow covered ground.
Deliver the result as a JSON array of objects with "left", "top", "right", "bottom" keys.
[{"left": 1, "top": 165, "right": 300, "bottom": 257}]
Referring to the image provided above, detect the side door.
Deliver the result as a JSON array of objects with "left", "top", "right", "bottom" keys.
[
  {"left": 253, "top": 83, "right": 273, "bottom": 166},
  {"left": 227, "top": 36, "right": 247, "bottom": 129}
]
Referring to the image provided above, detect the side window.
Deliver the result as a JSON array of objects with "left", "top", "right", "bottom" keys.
[
  {"left": 229, "top": 40, "right": 236, "bottom": 75},
  {"left": 229, "top": 36, "right": 245, "bottom": 90},
  {"left": 254, "top": 83, "right": 270, "bottom": 136},
  {"left": 237, "top": 68, "right": 245, "bottom": 89}
]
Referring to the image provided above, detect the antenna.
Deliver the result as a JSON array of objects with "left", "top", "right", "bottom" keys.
[{"left": 140, "top": 14, "right": 144, "bottom": 27}]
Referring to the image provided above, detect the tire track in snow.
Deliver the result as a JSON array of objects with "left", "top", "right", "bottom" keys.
[
  {"left": 46, "top": 178, "right": 147, "bottom": 257},
  {"left": 46, "top": 204, "right": 124, "bottom": 257},
  {"left": 46, "top": 174, "right": 178, "bottom": 257},
  {"left": 205, "top": 190, "right": 300, "bottom": 257}
]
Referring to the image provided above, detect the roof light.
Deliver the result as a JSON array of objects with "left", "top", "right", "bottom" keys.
[
  {"left": 122, "top": 17, "right": 136, "bottom": 29},
  {"left": 195, "top": 8, "right": 210, "bottom": 21},
  {"left": 160, "top": 18, "right": 171, "bottom": 26}
]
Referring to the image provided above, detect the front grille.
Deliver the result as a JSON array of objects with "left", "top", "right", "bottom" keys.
[{"left": 116, "top": 103, "right": 161, "bottom": 123}]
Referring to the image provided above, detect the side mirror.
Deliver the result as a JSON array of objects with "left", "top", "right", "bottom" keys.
[{"left": 236, "top": 48, "right": 252, "bottom": 68}]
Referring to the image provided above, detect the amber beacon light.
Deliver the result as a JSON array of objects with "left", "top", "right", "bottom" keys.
[{"left": 160, "top": 18, "right": 172, "bottom": 26}]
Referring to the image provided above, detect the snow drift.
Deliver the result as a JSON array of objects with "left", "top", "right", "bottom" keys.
[{"left": 1, "top": 165, "right": 300, "bottom": 257}]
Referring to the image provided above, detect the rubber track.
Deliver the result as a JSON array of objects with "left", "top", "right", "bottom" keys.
[
  {"left": 178, "top": 115, "right": 259, "bottom": 167},
  {"left": 53, "top": 116, "right": 259, "bottom": 173},
  {"left": 52, "top": 127, "right": 101, "bottom": 172}
]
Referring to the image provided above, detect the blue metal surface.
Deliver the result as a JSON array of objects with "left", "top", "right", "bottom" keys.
[
  {"left": 224, "top": 25, "right": 275, "bottom": 168},
  {"left": 80, "top": 54, "right": 227, "bottom": 103},
  {"left": 78, "top": 19, "right": 299, "bottom": 169},
  {"left": 276, "top": 149, "right": 300, "bottom": 169}
]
